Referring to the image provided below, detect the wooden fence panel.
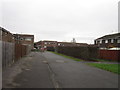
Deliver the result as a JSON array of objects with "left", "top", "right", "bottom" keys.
[
  {"left": 2, "top": 42, "right": 31, "bottom": 69},
  {"left": 15, "top": 44, "right": 28, "bottom": 61},
  {"left": 2, "top": 41, "right": 14, "bottom": 69},
  {"left": 99, "top": 50, "right": 120, "bottom": 61}
]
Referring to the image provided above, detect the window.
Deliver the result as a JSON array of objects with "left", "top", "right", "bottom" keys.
[
  {"left": 99, "top": 39, "right": 102, "bottom": 44},
  {"left": 97, "top": 41, "right": 100, "bottom": 44},
  {"left": 113, "top": 39, "right": 117, "bottom": 43},
  {"left": 44, "top": 42, "right": 47, "bottom": 44},
  {"left": 108, "top": 39, "right": 111, "bottom": 43},
  {"left": 111, "top": 39, "right": 114, "bottom": 43},
  {"left": 58, "top": 43, "right": 61, "bottom": 46},
  {"left": 117, "top": 39, "right": 120, "bottom": 43},
  {"left": 105, "top": 40, "right": 108, "bottom": 43},
  {"left": 102, "top": 40, "right": 105, "bottom": 43},
  {"left": 25, "top": 38, "right": 31, "bottom": 41},
  {"left": 21, "top": 38, "right": 23, "bottom": 40}
]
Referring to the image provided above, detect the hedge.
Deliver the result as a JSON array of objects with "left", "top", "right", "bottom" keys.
[{"left": 55, "top": 46, "right": 98, "bottom": 60}]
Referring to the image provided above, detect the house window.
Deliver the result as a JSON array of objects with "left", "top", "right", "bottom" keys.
[
  {"left": 105, "top": 40, "right": 108, "bottom": 43},
  {"left": 113, "top": 39, "right": 117, "bottom": 43},
  {"left": 25, "top": 38, "right": 31, "bottom": 41},
  {"left": 58, "top": 43, "right": 61, "bottom": 46},
  {"left": 44, "top": 42, "right": 47, "bottom": 44},
  {"left": 21, "top": 38, "right": 23, "bottom": 40},
  {"left": 111, "top": 39, "right": 114, "bottom": 43},
  {"left": 117, "top": 39, "right": 120, "bottom": 43},
  {"left": 44, "top": 46, "right": 47, "bottom": 48},
  {"left": 97, "top": 41, "right": 100, "bottom": 44},
  {"left": 99, "top": 40, "right": 102, "bottom": 44},
  {"left": 102, "top": 40, "right": 105, "bottom": 43},
  {"left": 108, "top": 39, "right": 111, "bottom": 43}
]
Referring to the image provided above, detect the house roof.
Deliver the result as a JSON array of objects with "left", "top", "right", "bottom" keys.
[
  {"left": 43, "top": 40, "right": 57, "bottom": 42},
  {"left": 95, "top": 33, "right": 120, "bottom": 40},
  {"left": 0, "top": 27, "right": 11, "bottom": 33},
  {"left": 13, "top": 34, "right": 34, "bottom": 37}
]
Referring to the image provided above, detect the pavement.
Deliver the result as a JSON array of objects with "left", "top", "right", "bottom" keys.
[{"left": 2, "top": 51, "right": 119, "bottom": 88}]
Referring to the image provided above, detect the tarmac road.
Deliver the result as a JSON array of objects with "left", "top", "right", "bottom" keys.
[{"left": 2, "top": 51, "right": 119, "bottom": 88}]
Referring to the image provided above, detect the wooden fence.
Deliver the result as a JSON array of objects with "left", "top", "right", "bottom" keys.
[
  {"left": 99, "top": 49, "right": 120, "bottom": 61},
  {"left": 14, "top": 44, "right": 27, "bottom": 61},
  {"left": 2, "top": 41, "right": 15, "bottom": 69},
  {"left": 2, "top": 41, "right": 31, "bottom": 69}
]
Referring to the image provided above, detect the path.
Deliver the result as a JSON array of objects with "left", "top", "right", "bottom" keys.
[{"left": 2, "top": 51, "right": 119, "bottom": 88}]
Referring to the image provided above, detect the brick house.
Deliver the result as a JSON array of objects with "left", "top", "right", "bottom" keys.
[
  {"left": 94, "top": 33, "right": 120, "bottom": 61},
  {"left": 13, "top": 34, "right": 34, "bottom": 49},
  {"left": 35, "top": 40, "right": 88, "bottom": 49},
  {"left": 0, "top": 27, "right": 14, "bottom": 42},
  {"left": 57, "top": 42, "right": 88, "bottom": 47},
  {"left": 35, "top": 40, "right": 57, "bottom": 49},
  {"left": 94, "top": 33, "right": 120, "bottom": 48},
  {"left": 34, "top": 41, "right": 44, "bottom": 49}
]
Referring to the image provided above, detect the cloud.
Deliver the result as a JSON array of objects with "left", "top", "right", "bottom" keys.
[{"left": 1, "top": 0, "right": 119, "bottom": 44}]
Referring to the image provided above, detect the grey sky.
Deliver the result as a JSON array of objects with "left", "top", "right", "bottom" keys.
[{"left": 1, "top": 0, "right": 119, "bottom": 43}]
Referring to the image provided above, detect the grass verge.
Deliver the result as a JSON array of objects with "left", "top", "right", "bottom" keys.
[
  {"left": 87, "top": 63, "right": 120, "bottom": 74},
  {"left": 92, "top": 58, "right": 118, "bottom": 62},
  {"left": 50, "top": 51, "right": 83, "bottom": 61}
]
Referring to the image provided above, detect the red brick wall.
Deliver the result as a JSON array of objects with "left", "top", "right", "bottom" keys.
[{"left": 99, "top": 50, "right": 120, "bottom": 61}]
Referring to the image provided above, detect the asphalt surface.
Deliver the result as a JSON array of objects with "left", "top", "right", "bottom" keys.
[{"left": 2, "top": 51, "right": 119, "bottom": 88}]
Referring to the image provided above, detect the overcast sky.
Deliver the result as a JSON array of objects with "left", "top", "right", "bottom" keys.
[{"left": 0, "top": 0, "right": 119, "bottom": 43}]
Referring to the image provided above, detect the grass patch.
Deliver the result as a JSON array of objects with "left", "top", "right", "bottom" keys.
[
  {"left": 93, "top": 58, "right": 117, "bottom": 62},
  {"left": 50, "top": 51, "right": 83, "bottom": 61},
  {"left": 87, "top": 63, "right": 120, "bottom": 74}
]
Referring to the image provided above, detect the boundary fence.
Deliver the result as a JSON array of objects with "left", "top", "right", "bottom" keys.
[
  {"left": 99, "top": 50, "right": 120, "bottom": 61},
  {"left": 52, "top": 46, "right": 120, "bottom": 61},
  {"left": 1, "top": 41, "right": 31, "bottom": 69}
]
